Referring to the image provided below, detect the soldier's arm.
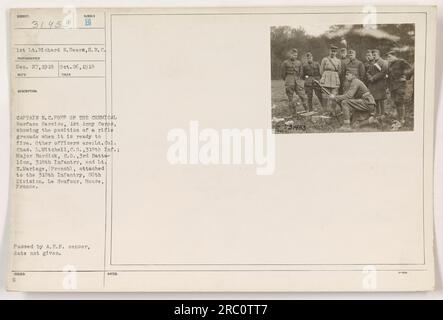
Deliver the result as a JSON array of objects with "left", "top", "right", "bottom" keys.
[
  {"left": 371, "top": 62, "right": 386, "bottom": 81},
  {"left": 281, "top": 62, "right": 286, "bottom": 80},
  {"left": 320, "top": 58, "right": 325, "bottom": 75},
  {"left": 403, "top": 60, "right": 413, "bottom": 80},
  {"left": 316, "top": 63, "right": 321, "bottom": 77},
  {"left": 335, "top": 80, "right": 358, "bottom": 102},
  {"left": 382, "top": 59, "right": 389, "bottom": 73}
]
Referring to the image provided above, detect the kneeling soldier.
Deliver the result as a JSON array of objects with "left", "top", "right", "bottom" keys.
[{"left": 333, "top": 70, "right": 376, "bottom": 131}]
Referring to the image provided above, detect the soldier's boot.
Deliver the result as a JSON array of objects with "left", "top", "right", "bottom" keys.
[
  {"left": 317, "top": 96, "right": 323, "bottom": 112},
  {"left": 306, "top": 98, "right": 311, "bottom": 111},
  {"left": 374, "top": 103, "right": 380, "bottom": 116},
  {"left": 358, "top": 116, "right": 380, "bottom": 128},
  {"left": 338, "top": 120, "right": 352, "bottom": 132},
  {"left": 286, "top": 94, "right": 294, "bottom": 116},
  {"left": 321, "top": 93, "right": 329, "bottom": 114},
  {"left": 291, "top": 104, "right": 298, "bottom": 117},
  {"left": 330, "top": 99, "right": 338, "bottom": 116},
  {"left": 306, "top": 92, "right": 313, "bottom": 112},
  {"left": 300, "top": 93, "right": 309, "bottom": 112},
  {"left": 327, "top": 98, "right": 335, "bottom": 116},
  {"left": 325, "top": 99, "right": 333, "bottom": 115},
  {"left": 379, "top": 100, "right": 386, "bottom": 115},
  {"left": 289, "top": 99, "right": 298, "bottom": 117}
]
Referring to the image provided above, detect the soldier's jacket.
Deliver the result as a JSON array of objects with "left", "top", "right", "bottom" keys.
[
  {"left": 346, "top": 58, "right": 366, "bottom": 80},
  {"left": 301, "top": 60, "right": 321, "bottom": 86},
  {"left": 363, "top": 60, "right": 373, "bottom": 84},
  {"left": 281, "top": 59, "right": 303, "bottom": 86},
  {"left": 335, "top": 77, "right": 375, "bottom": 105},
  {"left": 387, "top": 58, "right": 413, "bottom": 91},
  {"left": 367, "top": 57, "right": 388, "bottom": 100},
  {"left": 340, "top": 57, "right": 350, "bottom": 80},
  {"left": 320, "top": 56, "right": 341, "bottom": 88}
]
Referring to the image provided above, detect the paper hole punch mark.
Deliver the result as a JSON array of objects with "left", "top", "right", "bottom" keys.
[
  {"left": 62, "top": 265, "right": 77, "bottom": 290},
  {"left": 362, "top": 5, "right": 378, "bottom": 29}
]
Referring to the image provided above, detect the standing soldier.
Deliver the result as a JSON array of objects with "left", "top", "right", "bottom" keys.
[
  {"left": 343, "top": 49, "right": 365, "bottom": 92},
  {"left": 386, "top": 50, "right": 413, "bottom": 128},
  {"left": 320, "top": 45, "right": 341, "bottom": 115},
  {"left": 346, "top": 49, "right": 365, "bottom": 80},
  {"left": 302, "top": 52, "right": 322, "bottom": 112},
  {"left": 333, "top": 70, "right": 376, "bottom": 131},
  {"left": 366, "top": 49, "right": 388, "bottom": 116},
  {"left": 281, "top": 48, "right": 308, "bottom": 115},
  {"left": 338, "top": 47, "right": 350, "bottom": 94},
  {"left": 363, "top": 50, "right": 374, "bottom": 85}
]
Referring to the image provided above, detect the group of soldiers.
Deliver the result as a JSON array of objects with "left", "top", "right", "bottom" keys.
[{"left": 281, "top": 45, "right": 413, "bottom": 131}]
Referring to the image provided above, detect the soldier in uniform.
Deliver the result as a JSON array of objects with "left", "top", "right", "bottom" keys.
[
  {"left": 301, "top": 52, "right": 322, "bottom": 112},
  {"left": 366, "top": 49, "right": 388, "bottom": 116},
  {"left": 386, "top": 50, "right": 413, "bottom": 127},
  {"left": 320, "top": 45, "right": 341, "bottom": 114},
  {"left": 281, "top": 48, "right": 308, "bottom": 115},
  {"left": 342, "top": 49, "right": 365, "bottom": 93},
  {"left": 346, "top": 49, "right": 365, "bottom": 80},
  {"left": 363, "top": 50, "right": 374, "bottom": 85},
  {"left": 333, "top": 70, "right": 376, "bottom": 131},
  {"left": 338, "top": 47, "right": 350, "bottom": 94}
]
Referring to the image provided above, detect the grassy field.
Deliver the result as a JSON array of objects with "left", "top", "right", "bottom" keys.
[{"left": 271, "top": 80, "right": 414, "bottom": 134}]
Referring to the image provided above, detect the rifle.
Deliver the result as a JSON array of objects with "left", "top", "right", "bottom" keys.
[
  {"left": 312, "top": 79, "right": 342, "bottom": 121},
  {"left": 313, "top": 79, "right": 333, "bottom": 97}
]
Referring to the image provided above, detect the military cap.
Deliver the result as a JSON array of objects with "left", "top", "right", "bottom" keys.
[
  {"left": 339, "top": 47, "right": 347, "bottom": 52},
  {"left": 306, "top": 52, "right": 313, "bottom": 57},
  {"left": 348, "top": 49, "right": 356, "bottom": 54},
  {"left": 290, "top": 48, "right": 298, "bottom": 53},
  {"left": 330, "top": 45, "right": 338, "bottom": 51}
]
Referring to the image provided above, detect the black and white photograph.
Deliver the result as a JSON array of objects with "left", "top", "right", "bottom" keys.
[{"left": 271, "top": 24, "right": 415, "bottom": 133}]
